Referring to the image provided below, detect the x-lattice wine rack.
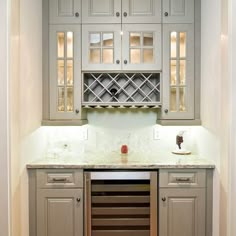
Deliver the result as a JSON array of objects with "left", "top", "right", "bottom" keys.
[{"left": 82, "top": 73, "right": 161, "bottom": 108}]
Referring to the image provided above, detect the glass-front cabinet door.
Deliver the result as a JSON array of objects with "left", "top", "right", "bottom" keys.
[
  {"left": 82, "top": 24, "right": 122, "bottom": 71},
  {"left": 162, "top": 24, "right": 194, "bottom": 119},
  {"left": 82, "top": 24, "right": 161, "bottom": 71},
  {"left": 122, "top": 24, "right": 162, "bottom": 71},
  {"left": 49, "top": 25, "right": 82, "bottom": 119}
]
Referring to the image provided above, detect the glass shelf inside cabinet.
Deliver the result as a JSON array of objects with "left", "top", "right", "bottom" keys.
[{"left": 82, "top": 73, "right": 161, "bottom": 109}]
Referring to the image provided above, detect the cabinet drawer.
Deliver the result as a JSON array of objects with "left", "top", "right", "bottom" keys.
[
  {"left": 159, "top": 169, "right": 206, "bottom": 188},
  {"left": 37, "top": 169, "right": 83, "bottom": 189}
]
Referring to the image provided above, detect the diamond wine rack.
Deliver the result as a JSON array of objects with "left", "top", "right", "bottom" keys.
[{"left": 82, "top": 73, "right": 161, "bottom": 108}]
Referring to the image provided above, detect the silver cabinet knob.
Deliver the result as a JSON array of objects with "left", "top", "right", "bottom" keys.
[
  {"left": 116, "top": 12, "right": 120, "bottom": 17},
  {"left": 164, "top": 12, "right": 168, "bottom": 17},
  {"left": 75, "top": 12, "right": 79, "bottom": 17},
  {"left": 123, "top": 12, "right": 127, "bottom": 17},
  {"left": 124, "top": 60, "right": 128, "bottom": 64},
  {"left": 75, "top": 109, "right": 79, "bottom": 114},
  {"left": 116, "top": 59, "right": 120, "bottom": 64},
  {"left": 164, "top": 109, "right": 168, "bottom": 114}
]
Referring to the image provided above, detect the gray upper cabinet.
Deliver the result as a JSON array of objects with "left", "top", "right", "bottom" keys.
[
  {"left": 50, "top": 0, "right": 81, "bottom": 24},
  {"left": 162, "top": 24, "right": 194, "bottom": 120},
  {"left": 163, "top": 0, "right": 194, "bottom": 23},
  {"left": 81, "top": 0, "right": 121, "bottom": 24},
  {"left": 49, "top": 25, "right": 85, "bottom": 120},
  {"left": 82, "top": 24, "right": 162, "bottom": 71},
  {"left": 122, "top": 24, "right": 162, "bottom": 71},
  {"left": 122, "top": 0, "right": 161, "bottom": 23},
  {"left": 82, "top": 0, "right": 161, "bottom": 24},
  {"left": 82, "top": 24, "right": 122, "bottom": 71}
]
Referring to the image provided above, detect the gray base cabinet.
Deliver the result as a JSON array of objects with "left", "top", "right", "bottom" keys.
[
  {"left": 37, "top": 189, "right": 83, "bottom": 236},
  {"left": 29, "top": 169, "right": 83, "bottom": 236},
  {"left": 159, "top": 169, "right": 213, "bottom": 236},
  {"left": 159, "top": 188, "right": 205, "bottom": 236},
  {"left": 28, "top": 168, "right": 213, "bottom": 236}
]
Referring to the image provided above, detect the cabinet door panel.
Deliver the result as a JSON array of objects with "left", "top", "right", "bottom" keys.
[
  {"left": 37, "top": 189, "right": 83, "bottom": 236},
  {"left": 82, "top": 24, "right": 122, "bottom": 71},
  {"left": 50, "top": 0, "right": 81, "bottom": 24},
  {"left": 163, "top": 0, "right": 194, "bottom": 23},
  {"left": 162, "top": 24, "right": 194, "bottom": 119},
  {"left": 49, "top": 25, "right": 82, "bottom": 119},
  {"left": 82, "top": 0, "right": 121, "bottom": 23},
  {"left": 122, "top": 0, "right": 161, "bottom": 23},
  {"left": 159, "top": 188, "right": 205, "bottom": 236},
  {"left": 122, "top": 24, "right": 161, "bottom": 71}
]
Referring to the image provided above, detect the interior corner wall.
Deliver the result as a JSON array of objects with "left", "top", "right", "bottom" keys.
[
  {"left": 228, "top": 0, "right": 236, "bottom": 235},
  {"left": 0, "top": 0, "right": 10, "bottom": 235},
  {"left": 10, "top": 0, "right": 21, "bottom": 234},
  {"left": 201, "top": 0, "right": 234, "bottom": 235},
  {"left": 9, "top": 0, "right": 43, "bottom": 235},
  {"left": 200, "top": 0, "right": 222, "bottom": 235}
]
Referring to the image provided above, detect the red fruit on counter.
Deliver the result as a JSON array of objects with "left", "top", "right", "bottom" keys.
[{"left": 121, "top": 145, "right": 128, "bottom": 154}]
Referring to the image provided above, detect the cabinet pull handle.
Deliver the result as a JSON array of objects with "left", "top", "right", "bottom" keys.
[
  {"left": 116, "top": 12, "right": 120, "bottom": 17},
  {"left": 116, "top": 59, "right": 120, "bottom": 64},
  {"left": 162, "top": 197, "right": 166, "bottom": 202},
  {"left": 52, "top": 178, "right": 67, "bottom": 182},
  {"left": 75, "top": 109, "right": 80, "bottom": 114},
  {"left": 124, "top": 60, "right": 128, "bottom": 64},
  {"left": 75, "top": 12, "right": 79, "bottom": 17},
  {"left": 164, "top": 109, "right": 168, "bottom": 114},
  {"left": 176, "top": 177, "right": 191, "bottom": 182},
  {"left": 164, "top": 12, "right": 168, "bottom": 17},
  {"left": 77, "top": 198, "right": 81, "bottom": 203},
  {"left": 123, "top": 12, "right": 127, "bottom": 17}
]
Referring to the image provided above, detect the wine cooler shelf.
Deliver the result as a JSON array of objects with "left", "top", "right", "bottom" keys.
[{"left": 82, "top": 73, "right": 161, "bottom": 108}]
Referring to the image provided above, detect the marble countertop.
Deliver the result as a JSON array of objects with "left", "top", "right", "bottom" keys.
[{"left": 26, "top": 151, "right": 215, "bottom": 169}]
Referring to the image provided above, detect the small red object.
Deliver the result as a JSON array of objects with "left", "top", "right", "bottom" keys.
[{"left": 121, "top": 145, "right": 128, "bottom": 154}]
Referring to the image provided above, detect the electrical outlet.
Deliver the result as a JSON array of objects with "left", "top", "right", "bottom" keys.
[{"left": 153, "top": 126, "right": 161, "bottom": 140}]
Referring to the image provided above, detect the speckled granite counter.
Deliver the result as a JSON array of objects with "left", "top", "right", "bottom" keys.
[{"left": 26, "top": 151, "right": 215, "bottom": 169}]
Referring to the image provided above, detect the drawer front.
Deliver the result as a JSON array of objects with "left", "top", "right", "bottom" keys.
[
  {"left": 159, "top": 169, "right": 206, "bottom": 188},
  {"left": 37, "top": 169, "right": 83, "bottom": 189}
]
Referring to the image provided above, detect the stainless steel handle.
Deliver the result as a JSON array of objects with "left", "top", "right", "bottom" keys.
[
  {"left": 52, "top": 178, "right": 67, "bottom": 182},
  {"left": 116, "top": 12, "right": 120, "bottom": 17},
  {"left": 164, "top": 109, "right": 168, "bottom": 114},
  {"left": 75, "top": 109, "right": 79, "bottom": 114},
  {"left": 116, "top": 59, "right": 120, "bottom": 64},
  {"left": 123, "top": 12, "right": 127, "bottom": 17},
  {"left": 162, "top": 197, "right": 166, "bottom": 202},
  {"left": 124, "top": 60, "right": 128, "bottom": 64},
  {"left": 176, "top": 177, "right": 191, "bottom": 182},
  {"left": 89, "top": 171, "right": 151, "bottom": 180},
  {"left": 164, "top": 12, "right": 168, "bottom": 17},
  {"left": 75, "top": 12, "right": 79, "bottom": 17}
]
